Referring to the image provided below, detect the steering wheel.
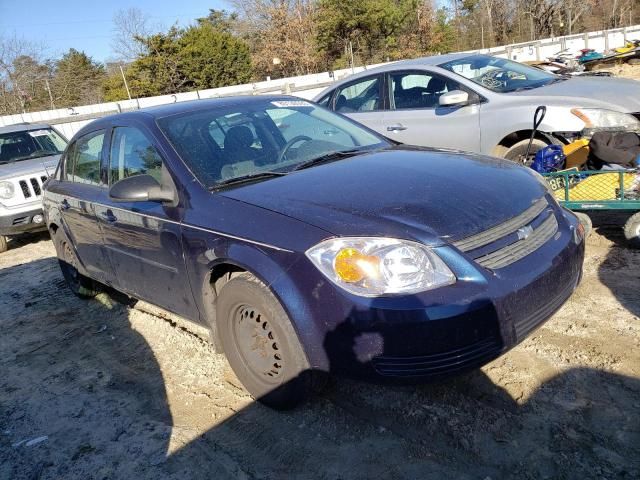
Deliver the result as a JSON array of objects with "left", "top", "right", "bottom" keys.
[
  {"left": 277, "top": 135, "right": 313, "bottom": 163},
  {"left": 479, "top": 70, "right": 506, "bottom": 89}
]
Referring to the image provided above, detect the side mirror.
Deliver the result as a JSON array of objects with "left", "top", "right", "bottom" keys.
[
  {"left": 109, "top": 174, "right": 176, "bottom": 203},
  {"left": 439, "top": 90, "right": 469, "bottom": 107}
]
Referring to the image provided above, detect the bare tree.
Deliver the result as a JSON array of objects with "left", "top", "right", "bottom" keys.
[
  {"left": 230, "top": 0, "right": 321, "bottom": 78},
  {"left": 0, "top": 35, "right": 49, "bottom": 114},
  {"left": 111, "top": 8, "right": 153, "bottom": 61}
]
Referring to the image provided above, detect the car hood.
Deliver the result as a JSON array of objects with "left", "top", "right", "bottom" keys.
[
  {"left": 510, "top": 76, "right": 640, "bottom": 112},
  {"left": 221, "top": 147, "right": 548, "bottom": 244},
  {"left": 0, "top": 154, "right": 60, "bottom": 181}
]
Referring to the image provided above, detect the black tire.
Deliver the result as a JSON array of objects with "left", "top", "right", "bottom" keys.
[
  {"left": 628, "top": 58, "right": 640, "bottom": 66},
  {"left": 623, "top": 212, "right": 640, "bottom": 249},
  {"left": 502, "top": 138, "right": 550, "bottom": 166},
  {"left": 573, "top": 212, "right": 593, "bottom": 239},
  {"left": 55, "top": 232, "right": 100, "bottom": 298},
  {"left": 216, "top": 272, "right": 313, "bottom": 410},
  {"left": 0, "top": 235, "right": 7, "bottom": 253}
]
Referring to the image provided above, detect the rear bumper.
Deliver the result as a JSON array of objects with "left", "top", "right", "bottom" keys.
[
  {"left": 0, "top": 206, "right": 46, "bottom": 236},
  {"left": 276, "top": 209, "right": 585, "bottom": 382}
]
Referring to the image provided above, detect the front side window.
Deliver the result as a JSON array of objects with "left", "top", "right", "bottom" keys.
[
  {"left": 157, "top": 99, "right": 388, "bottom": 188},
  {"left": 334, "top": 77, "right": 381, "bottom": 113},
  {"left": 439, "top": 54, "right": 562, "bottom": 93},
  {"left": 109, "top": 127, "right": 163, "bottom": 185},
  {"left": 66, "top": 131, "right": 104, "bottom": 186},
  {"left": 390, "top": 72, "right": 462, "bottom": 109},
  {"left": 0, "top": 127, "right": 67, "bottom": 165}
]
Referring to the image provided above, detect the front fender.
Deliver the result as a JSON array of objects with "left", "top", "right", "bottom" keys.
[{"left": 184, "top": 231, "right": 328, "bottom": 368}]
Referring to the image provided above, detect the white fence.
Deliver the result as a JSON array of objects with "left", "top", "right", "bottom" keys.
[{"left": 2, "top": 24, "right": 639, "bottom": 139}]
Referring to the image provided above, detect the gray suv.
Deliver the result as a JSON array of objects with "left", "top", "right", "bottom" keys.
[{"left": 0, "top": 124, "right": 67, "bottom": 252}]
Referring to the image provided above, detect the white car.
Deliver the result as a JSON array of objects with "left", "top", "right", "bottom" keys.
[{"left": 314, "top": 53, "right": 640, "bottom": 160}]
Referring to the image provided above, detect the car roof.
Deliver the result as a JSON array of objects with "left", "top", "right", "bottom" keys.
[
  {"left": 73, "top": 94, "right": 302, "bottom": 138},
  {"left": 0, "top": 123, "right": 55, "bottom": 134},
  {"left": 319, "top": 52, "right": 480, "bottom": 91}
]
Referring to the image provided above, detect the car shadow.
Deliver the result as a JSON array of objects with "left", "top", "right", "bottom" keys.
[
  {"left": 1, "top": 257, "right": 638, "bottom": 479},
  {"left": 587, "top": 213, "right": 640, "bottom": 318}
]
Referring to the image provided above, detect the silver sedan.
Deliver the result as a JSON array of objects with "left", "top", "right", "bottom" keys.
[{"left": 314, "top": 53, "right": 640, "bottom": 160}]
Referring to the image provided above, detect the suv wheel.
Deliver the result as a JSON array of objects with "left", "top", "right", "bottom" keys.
[
  {"left": 55, "top": 233, "right": 100, "bottom": 298},
  {"left": 216, "top": 272, "right": 313, "bottom": 409},
  {"left": 0, "top": 235, "right": 7, "bottom": 253}
]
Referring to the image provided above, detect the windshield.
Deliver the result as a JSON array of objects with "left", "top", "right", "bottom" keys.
[
  {"left": 439, "top": 54, "right": 561, "bottom": 93},
  {"left": 157, "top": 99, "right": 388, "bottom": 188},
  {"left": 0, "top": 128, "right": 67, "bottom": 165}
]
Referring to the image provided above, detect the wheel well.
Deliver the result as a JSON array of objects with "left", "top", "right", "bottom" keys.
[{"left": 209, "top": 263, "right": 246, "bottom": 297}]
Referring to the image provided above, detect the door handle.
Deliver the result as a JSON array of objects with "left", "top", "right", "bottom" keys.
[
  {"left": 386, "top": 123, "right": 407, "bottom": 132},
  {"left": 60, "top": 199, "right": 70, "bottom": 211},
  {"left": 100, "top": 210, "right": 117, "bottom": 223}
]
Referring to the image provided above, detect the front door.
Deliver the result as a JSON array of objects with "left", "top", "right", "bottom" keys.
[
  {"left": 382, "top": 70, "right": 482, "bottom": 153},
  {"left": 95, "top": 124, "right": 197, "bottom": 319}
]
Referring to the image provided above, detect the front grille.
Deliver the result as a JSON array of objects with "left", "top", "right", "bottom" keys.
[
  {"left": 19, "top": 180, "right": 31, "bottom": 198},
  {"left": 16, "top": 175, "right": 47, "bottom": 200},
  {"left": 475, "top": 215, "right": 558, "bottom": 269},
  {"left": 372, "top": 337, "right": 502, "bottom": 377},
  {"left": 453, "top": 197, "right": 557, "bottom": 270}
]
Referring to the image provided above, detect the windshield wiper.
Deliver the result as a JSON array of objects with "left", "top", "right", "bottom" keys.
[
  {"left": 291, "top": 148, "right": 365, "bottom": 171},
  {"left": 212, "top": 171, "right": 287, "bottom": 189}
]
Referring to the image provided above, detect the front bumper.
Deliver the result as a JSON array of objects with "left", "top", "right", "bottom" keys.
[
  {"left": 275, "top": 209, "right": 585, "bottom": 382},
  {"left": 0, "top": 205, "right": 47, "bottom": 236}
]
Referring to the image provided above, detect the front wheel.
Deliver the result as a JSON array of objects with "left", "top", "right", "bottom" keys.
[
  {"left": 502, "top": 138, "right": 550, "bottom": 166},
  {"left": 0, "top": 235, "right": 7, "bottom": 253},
  {"left": 624, "top": 212, "right": 640, "bottom": 249},
  {"left": 216, "top": 272, "right": 313, "bottom": 409},
  {"left": 55, "top": 233, "right": 100, "bottom": 298}
]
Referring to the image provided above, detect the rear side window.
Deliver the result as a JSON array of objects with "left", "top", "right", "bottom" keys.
[
  {"left": 109, "top": 127, "right": 163, "bottom": 185},
  {"left": 316, "top": 93, "right": 332, "bottom": 108},
  {"left": 334, "top": 76, "right": 381, "bottom": 113},
  {"left": 65, "top": 130, "right": 105, "bottom": 186}
]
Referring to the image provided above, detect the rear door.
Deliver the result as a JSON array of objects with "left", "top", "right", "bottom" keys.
[
  {"left": 330, "top": 74, "right": 387, "bottom": 134},
  {"left": 94, "top": 123, "right": 197, "bottom": 318},
  {"left": 382, "top": 70, "right": 482, "bottom": 152},
  {"left": 48, "top": 129, "right": 114, "bottom": 283}
]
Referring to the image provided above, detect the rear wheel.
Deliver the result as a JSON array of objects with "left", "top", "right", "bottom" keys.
[
  {"left": 216, "top": 272, "right": 313, "bottom": 410},
  {"left": 502, "top": 138, "right": 550, "bottom": 166},
  {"left": 55, "top": 233, "right": 100, "bottom": 298},
  {"left": 623, "top": 212, "right": 640, "bottom": 249},
  {"left": 0, "top": 235, "right": 7, "bottom": 253}
]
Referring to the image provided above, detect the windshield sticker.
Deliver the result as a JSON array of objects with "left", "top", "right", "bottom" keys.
[
  {"left": 28, "top": 130, "right": 50, "bottom": 137},
  {"left": 271, "top": 100, "right": 313, "bottom": 108}
]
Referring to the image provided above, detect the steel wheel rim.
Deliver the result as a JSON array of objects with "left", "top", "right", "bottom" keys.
[{"left": 231, "top": 304, "right": 284, "bottom": 384}]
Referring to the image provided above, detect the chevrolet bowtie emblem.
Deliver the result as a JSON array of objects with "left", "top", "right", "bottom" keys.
[{"left": 517, "top": 225, "right": 534, "bottom": 240}]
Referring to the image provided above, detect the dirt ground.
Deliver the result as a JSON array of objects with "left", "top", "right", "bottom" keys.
[{"left": 0, "top": 225, "right": 638, "bottom": 480}]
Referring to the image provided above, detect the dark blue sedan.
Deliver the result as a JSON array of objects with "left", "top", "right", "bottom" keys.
[{"left": 43, "top": 96, "right": 585, "bottom": 409}]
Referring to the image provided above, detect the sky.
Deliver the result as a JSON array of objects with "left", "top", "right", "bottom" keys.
[{"left": 0, "top": 0, "right": 228, "bottom": 63}]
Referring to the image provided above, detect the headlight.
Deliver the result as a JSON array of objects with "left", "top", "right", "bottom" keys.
[
  {"left": 0, "top": 181, "right": 15, "bottom": 199},
  {"left": 571, "top": 108, "right": 640, "bottom": 131},
  {"left": 306, "top": 237, "right": 456, "bottom": 297}
]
